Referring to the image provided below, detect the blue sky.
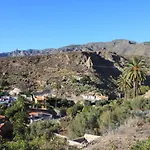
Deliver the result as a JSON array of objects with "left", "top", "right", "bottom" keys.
[{"left": 0, "top": 0, "right": 150, "bottom": 52}]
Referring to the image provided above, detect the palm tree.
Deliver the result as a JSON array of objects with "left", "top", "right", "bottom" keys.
[
  {"left": 123, "top": 57, "right": 148, "bottom": 98},
  {"left": 117, "top": 74, "right": 131, "bottom": 99},
  {"left": 51, "top": 81, "right": 61, "bottom": 108}
]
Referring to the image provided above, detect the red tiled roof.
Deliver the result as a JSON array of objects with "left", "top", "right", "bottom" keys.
[
  {"left": 29, "top": 112, "right": 40, "bottom": 116},
  {"left": 29, "top": 111, "right": 51, "bottom": 116},
  {"left": 35, "top": 96, "right": 46, "bottom": 101}
]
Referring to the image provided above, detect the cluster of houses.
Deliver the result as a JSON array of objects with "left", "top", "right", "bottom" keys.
[
  {"left": 0, "top": 87, "right": 109, "bottom": 148},
  {"left": 0, "top": 96, "right": 17, "bottom": 105},
  {"left": 81, "top": 93, "right": 108, "bottom": 102},
  {"left": 0, "top": 88, "right": 21, "bottom": 105},
  {"left": 0, "top": 110, "right": 54, "bottom": 138},
  {"left": 0, "top": 87, "right": 109, "bottom": 137}
]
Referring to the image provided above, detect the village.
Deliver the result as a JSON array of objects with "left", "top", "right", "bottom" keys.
[
  {"left": 1, "top": 85, "right": 150, "bottom": 149},
  {"left": 0, "top": 87, "right": 109, "bottom": 148}
]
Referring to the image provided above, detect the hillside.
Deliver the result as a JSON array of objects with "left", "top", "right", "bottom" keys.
[
  {"left": 84, "top": 118, "right": 150, "bottom": 150},
  {"left": 0, "top": 51, "right": 125, "bottom": 98},
  {"left": 1, "top": 39, "right": 150, "bottom": 57}
]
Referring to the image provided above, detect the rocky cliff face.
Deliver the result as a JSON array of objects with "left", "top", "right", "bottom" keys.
[{"left": 1, "top": 39, "right": 150, "bottom": 57}]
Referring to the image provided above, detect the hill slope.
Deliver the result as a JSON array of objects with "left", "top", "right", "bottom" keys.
[
  {"left": 0, "top": 51, "right": 125, "bottom": 97},
  {"left": 84, "top": 118, "right": 150, "bottom": 150}
]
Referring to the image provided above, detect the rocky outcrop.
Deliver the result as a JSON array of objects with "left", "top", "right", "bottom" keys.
[{"left": 85, "top": 57, "right": 93, "bottom": 69}]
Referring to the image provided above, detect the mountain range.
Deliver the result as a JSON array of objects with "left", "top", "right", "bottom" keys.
[
  {"left": 1, "top": 39, "right": 150, "bottom": 57},
  {"left": 1, "top": 39, "right": 150, "bottom": 98}
]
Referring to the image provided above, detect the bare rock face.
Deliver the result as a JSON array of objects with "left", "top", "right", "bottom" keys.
[{"left": 85, "top": 57, "right": 93, "bottom": 69}]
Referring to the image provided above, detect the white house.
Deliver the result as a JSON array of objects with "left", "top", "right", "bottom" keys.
[
  {"left": 9, "top": 88, "right": 21, "bottom": 96},
  {"left": 81, "top": 93, "right": 108, "bottom": 102}
]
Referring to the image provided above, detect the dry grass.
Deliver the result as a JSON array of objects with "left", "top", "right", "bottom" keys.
[{"left": 84, "top": 117, "right": 150, "bottom": 150}]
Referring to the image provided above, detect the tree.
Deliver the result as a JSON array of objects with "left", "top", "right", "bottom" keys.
[
  {"left": 0, "top": 137, "right": 8, "bottom": 150},
  {"left": 7, "top": 140, "right": 38, "bottom": 150},
  {"left": 123, "top": 57, "right": 148, "bottom": 98},
  {"left": 5, "top": 96, "right": 29, "bottom": 140},
  {"left": 117, "top": 74, "right": 131, "bottom": 99},
  {"left": 51, "top": 81, "right": 61, "bottom": 108},
  {"left": 59, "top": 107, "right": 67, "bottom": 117},
  {"left": 68, "top": 107, "right": 101, "bottom": 139},
  {"left": 67, "top": 103, "right": 83, "bottom": 119}
]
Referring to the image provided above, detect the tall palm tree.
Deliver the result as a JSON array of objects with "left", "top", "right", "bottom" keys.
[
  {"left": 123, "top": 57, "right": 148, "bottom": 98},
  {"left": 117, "top": 74, "right": 131, "bottom": 99}
]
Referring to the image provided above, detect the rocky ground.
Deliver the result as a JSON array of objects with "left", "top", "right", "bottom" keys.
[{"left": 0, "top": 51, "right": 124, "bottom": 97}]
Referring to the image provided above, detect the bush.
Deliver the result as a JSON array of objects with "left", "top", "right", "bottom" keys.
[
  {"left": 131, "top": 138, "right": 150, "bottom": 150},
  {"left": 67, "top": 103, "right": 83, "bottom": 118},
  {"left": 28, "top": 120, "right": 60, "bottom": 139},
  {"left": 59, "top": 107, "right": 67, "bottom": 117},
  {"left": 139, "top": 85, "right": 150, "bottom": 95},
  {"left": 71, "top": 78, "right": 78, "bottom": 83},
  {"left": 47, "top": 98, "right": 75, "bottom": 108},
  {"left": 68, "top": 107, "right": 101, "bottom": 139},
  {"left": 95, "top": 100, "right": 109, "bottom": 106},
  {"left": 69, "top": 97, "right": 150, "bottom": 138},
  {"left": 84, "top": 100, "right": 92, "bottom": 106},
  {"left": 80, "top": 75, "right": 91, "bottom": 84},
  {"left": 7, "top": 140, "right": 38, "bottom": 150},
  {"left": 130, "top": 97, "right": 150, "bottom": 110}
]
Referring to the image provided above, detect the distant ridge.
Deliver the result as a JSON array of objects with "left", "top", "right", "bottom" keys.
[{"left": 1, "top": 39, "right": 150, "bottom": 57}]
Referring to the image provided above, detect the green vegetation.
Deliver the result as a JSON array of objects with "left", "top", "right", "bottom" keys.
[
  {"left": 67, "top": 103, "right": 83, "bottom": 119},
  {"left": 4, "top": 96, "right": 29, "bottom": 140},
  {"left": 0, "top": 96, "right": 78, "bottom": 150},
  {"left": 68, "top": 97, "right": 150, "bottom": 139},
  {"left": 117, "top": 57, "right": 148, "bottom": 99},
  {"left": 0, "top": 55, "right": 150, "bottom": 149},
  {"left": 47, "top": 97, "right": 75, "bottom": 108},
  {"left": 131, "top": 138, "right": 150, "bottom": 150},
  {"left": 139, "top": 85, "right": 150, "bottom": 95},
  {"left": 123, "top": 57, "right": 147, "bottom": 98},
  {"left": 117, "top": 74, "right": 131, "bottom": 99}
]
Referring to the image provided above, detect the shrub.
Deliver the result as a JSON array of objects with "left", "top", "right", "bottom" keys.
[
  {"left": 131, "top": 138, "right": 150, "bottom": 150},
  {"left": 71, "top": 78, "right": 78, "bottom": 83},
  {"left": 68, "top": 107, "right": 101, "bottom": 139},
  {"left": 80, "top": 75, "right": 91, "bottom": 84},
  {"left": 84, "top": 100, "right": 92, "bottom": 106},
  {"left": 7, "top": 140, "right": 38, "bottom": 150},
  {"left": 28, "top": 120, "right": 60, "bottom": 140},
  {"left": 139, "top": 85, "right": 150, "bottom": 95},
  {"left": 130, "top": 97, "right": 150, "bottom": 110},
  {"left": 95, "top": 100, "right": 109, "bottom": 106},
  {"left": 59, "top": 107, "right": 67, "bottom": 117},
  {"left": 67, "top": 103, "right": 83, "bottom": 118}
]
